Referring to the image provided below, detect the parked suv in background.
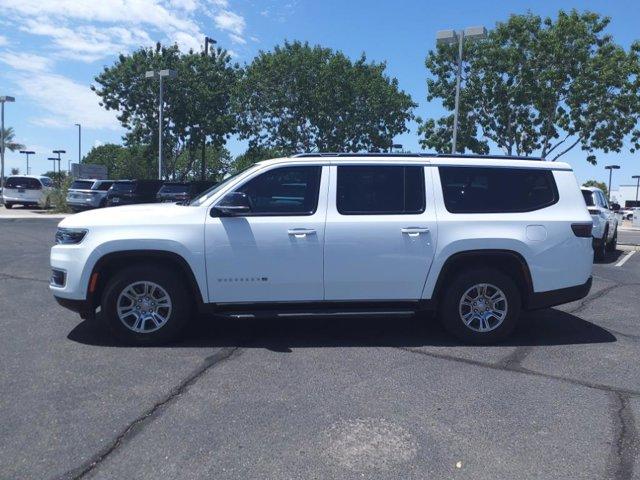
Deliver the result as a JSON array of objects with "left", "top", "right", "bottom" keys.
[
  {"left": 581, "top": 187, "right": 618, "bottom": 260},
  {"left": 51, "top": 154, "right": 593, "bottom": 346},
  {"left": 66, "top": 179, "right": 114, "bottom": 212},
  {"left": 156, "top": 181, "right": 216, "bottom": 203},
  {"left": 3, "top": 175, "right": 53, "bottom": 209},
  {"left": 106, "top": 180, "right": 163, "bottom": 206}
]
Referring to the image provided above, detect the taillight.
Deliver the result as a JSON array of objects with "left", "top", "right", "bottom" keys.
[{"left": 571, "top": 223, "right": 593, "bottom": 238}]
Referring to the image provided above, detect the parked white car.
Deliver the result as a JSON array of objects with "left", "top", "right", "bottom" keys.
[
  {"left": 581, "top": 187, "right": 618, "bottom": 260},
  {"left": 51, "top": 154, "right": 593, "bottom": 345},
  {"left": 66, "top": 179, "right": 114, "bottom": 212},
  {"left": 2, "top": 175, "right": 54, "bottom": 209}
]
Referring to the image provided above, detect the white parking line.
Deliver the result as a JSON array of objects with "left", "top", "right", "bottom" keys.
[{"left": 615, "top": 251, "right": 636, "bottom": 267}]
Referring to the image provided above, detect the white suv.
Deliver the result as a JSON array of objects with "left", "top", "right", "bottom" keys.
[
  {"left": 50, "top": 154, "right": 593, "bottom": 345},
  {"left": 581, "top": 186, "right": 618, "bottom": 260},
  {"left": 3, "top": 175, "right": 54, "bottom": 209}
]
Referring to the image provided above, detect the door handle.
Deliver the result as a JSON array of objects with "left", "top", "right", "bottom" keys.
[
  {"left": 288, "top": 228, "right": 316, "bottom": 238},
  {"left": 401, "top": 227, "right": 429, "bottom": 237}
]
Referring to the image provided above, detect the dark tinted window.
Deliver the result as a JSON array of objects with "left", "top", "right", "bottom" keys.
[
  {"left": 337, "top": 166, "right": 425, "bottom": 215},
  {"left": 111, "top": 182, "right": 134, "bottom": 192},
  {"left": 235, "top": 166, "right": 321, "bottom": 215},
  {"left": 5, "top": 177, "right": 42, "bottom": 189},
  {"left": 582, "top": 190, "right": 595, "bottom": 207},
  {"left": 41, "top": 177, "right": 53, "bottom": 187},
  {"left": 70, "top": 180, "right": 94, "bottom": 190},
  {"left": 439, "top": 167, "right": 558, "bottom": 213},
  {"left": 96, "top": 181, "right": 113, "bottom": 191},
  {"left": 159, "top": 183, "right": 190, "bottom": 194}
]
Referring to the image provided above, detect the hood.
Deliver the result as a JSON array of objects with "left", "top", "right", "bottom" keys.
[{"left": 59, "top": 202, "right": 202, "bottom": 228}]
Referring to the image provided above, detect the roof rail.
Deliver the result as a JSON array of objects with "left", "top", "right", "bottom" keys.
[{"left": 292, "top": 152, "right": 543, "bottom": 161}]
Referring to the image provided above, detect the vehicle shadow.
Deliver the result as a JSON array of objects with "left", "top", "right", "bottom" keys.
[
  {"left": 67, "top": 308, "right": 616, "bottom": 350},
  {"left": 594, "top": 249, "right": 623, "bottom": 264}
]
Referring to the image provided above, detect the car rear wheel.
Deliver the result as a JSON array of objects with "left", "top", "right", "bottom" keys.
[
  {"left": 594, "top": 229, "right": 607, "bottom": 261},
  {"left": 101, "top": 264, "right": 192, "bottom": 345},
  {"left": 606, "top": 227, "right": 617, "bottom": 252},
  {"left": 439, "top": 268, "right": 521, "bottom": 344}
]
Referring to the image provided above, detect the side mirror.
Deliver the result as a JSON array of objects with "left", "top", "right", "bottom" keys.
[{"left": 211, "top": 191, "right": 251, "bottom": 216}]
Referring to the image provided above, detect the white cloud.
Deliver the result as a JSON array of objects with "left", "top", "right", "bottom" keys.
[
  {"left": 0, "top": 51, "right": 53, "bottom": 72},
  {"left": 0, "top": 35, "right": 8, "bottom": 46},
  {"left": 213, "top": 9, "right": 245, "bottom": 36},
  {"left": 13, "top": 72, "right": 120, "bottom": 130},
  {"left": 229, "top": 33, "right": 246, "bottom": 45}
]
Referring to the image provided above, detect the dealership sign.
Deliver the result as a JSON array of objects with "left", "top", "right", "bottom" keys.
[{"left": 71, "top": 163, "right": 108, "bottom": 180}]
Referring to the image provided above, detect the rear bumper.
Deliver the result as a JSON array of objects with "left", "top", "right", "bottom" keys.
[
  {"left": 526, "top": 276, "right": 592, "bottom": 310},
  {"left": 54, "top": 295, "right": 94, "bottom": 319}
]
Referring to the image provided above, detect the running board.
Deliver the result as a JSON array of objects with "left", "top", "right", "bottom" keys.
[{"left": 218, "top": 309, "right": 417, "bottom": 320}]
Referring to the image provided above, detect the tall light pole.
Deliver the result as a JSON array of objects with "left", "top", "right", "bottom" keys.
[
  {"left": 53, "top": 150, "right": 66, "bottom": 178},
  {"left": 0, "top": 95, "right": 16, "bottom": 194},
  {"left": 436, "top": 26, "right": 487, "bottom": 154},
  {"left": 75, "top": 123, "right": 82, "bottom": 167},
  {"left": 146, "top": 69, "right": 177, "bottom": 180},
  {"left": 19, "top": 150, "right": 35, "bottom": 175},
  {"left": 633, "top": 175, "right": 640, "bottom": 207},
  {"left": 47, "top": 157, "right": 58, "bottom": 178},
  {"left": 604, "top": 165, "right": 620, "bottom": 203},
  {"left": 201, "top": 36, "right": 216, "bottom": 181}
]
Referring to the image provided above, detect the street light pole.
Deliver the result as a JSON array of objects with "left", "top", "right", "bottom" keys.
[
  {"left": 19, "top": 150, "right": 35, "bottom": 175},
  {"left": 201, "top": 36, "right": 216, "bottom": 181},
  {"left": 605, "top": 165, "right": 620, "bottom": 203},
  {"left": 146, "top": 69, "right": 177, "bottom": 180},
  {"left": 47, "top": 157, "right": 58, "bottom": 177},
  {"left": 436, "top": 27, "right": 487, "bottom": 154},
  {"left": 633, "top": 175, "right": 640, "bottom": 206},
  {"left": 75, "top": 123, "right": 81, "bottom": 167},
  {"left": 53, "top": 150, "right": 66, "bottom": 181},
  {"left": 0, "top": 96, "right": 16, "bottom": 195}
]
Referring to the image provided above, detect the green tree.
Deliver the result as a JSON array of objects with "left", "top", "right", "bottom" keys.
[
  {"left": 92, "top": 42, "right": 239, "bottom": 177},
  {"left": 583, "top": 180, "right": 608, "bottom": 197},
  {"left": 230, "top": 146, "right": 284, "bottom": 173},
  {"left": 420, "top": 10, "right": 640, "bottom": 164},
  {"left": 237, "top": 41, "right": 416, "bottom": 153},
  {"left": 2, "top": 127, "right": 25, "bottom": 152},
  {"left": 82, "top": 144, "right": 125, "bottom": 178},
  {"left": 171, "top": 146, "right": 232, "bottom": 181}
]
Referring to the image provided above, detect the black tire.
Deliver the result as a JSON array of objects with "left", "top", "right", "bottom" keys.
[
  {"left": 439, "top": 268, "right": 521, "bottom": 345},
  {"left": 594, "top": 231, "right": 606, "bottom": 261},
  {"left": 606, "top": 227, "right": 617, "bottom": 252},
  {"left": 4, "top": 203, "right": 12, "bottom": 209},
  {"left": 100, "top": 264, "right": 192, "bottom": 345}
]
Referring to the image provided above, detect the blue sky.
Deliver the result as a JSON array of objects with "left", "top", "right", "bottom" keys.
[{"left": 0, "top": 0, "right": 639, "bottom": 188}]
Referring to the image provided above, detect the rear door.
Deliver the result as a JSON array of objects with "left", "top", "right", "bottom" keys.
[{"left": 323, "top": 164, "right": 437, "bottom": 300}]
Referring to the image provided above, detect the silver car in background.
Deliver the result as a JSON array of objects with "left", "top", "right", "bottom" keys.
[{"left": 66, "top": 179, "right": 114, "bottom": 212}]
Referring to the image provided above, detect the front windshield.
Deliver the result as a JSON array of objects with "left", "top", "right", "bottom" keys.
[{"left": 190, "top": 165, "right": 260, "bottom": 206}]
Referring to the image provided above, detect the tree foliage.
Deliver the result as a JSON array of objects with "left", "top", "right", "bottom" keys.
[
  {"left": 2, "top": 127, "right": 25, "bottom": 152},
  {"left": 92, "top": 43, "right": 239, "bottom": 177},
  {"left": 583, "top": 179, "right": 608, "bottom": 196},
  {"left": 237, "top": 41, "right": 416, "bottom": 154},
  {"left": 420, "top": 10, "right": 640, "bottom": 163}
]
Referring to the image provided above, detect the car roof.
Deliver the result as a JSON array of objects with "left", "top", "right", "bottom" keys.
[
  {"left": 582, "top": 186, "right": 603, "bottom": 193},
  {"left": 254, "top": 153, "right": 572, "bottom": 171}
]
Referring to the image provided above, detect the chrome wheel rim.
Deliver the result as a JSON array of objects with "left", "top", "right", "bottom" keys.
[
  {"left": 117, "top": 281, "right": 172, "bottom": 333},
  {"left": 458, "top": 283, "right": 508, "bottom": 333}
]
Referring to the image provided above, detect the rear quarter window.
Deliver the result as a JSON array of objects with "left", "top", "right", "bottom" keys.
[{"left": 439, "top": 166, "right": 558, "bottom": 213}]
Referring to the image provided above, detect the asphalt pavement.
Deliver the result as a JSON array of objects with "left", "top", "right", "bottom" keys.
[{"left": 1, "top": 218, "right": 640, "bottom": 480}]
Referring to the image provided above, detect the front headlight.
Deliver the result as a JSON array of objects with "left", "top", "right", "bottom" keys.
[{"left": 55, "top": 228, "right": 88, "bottom": 245}]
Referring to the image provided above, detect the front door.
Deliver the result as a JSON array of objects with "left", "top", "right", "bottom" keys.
[
  {"left": 205, "top": 164, "right": 328, "bottom": 303},
  {"left": 323, "top": 164, "right": 437, "bottom": 300}
]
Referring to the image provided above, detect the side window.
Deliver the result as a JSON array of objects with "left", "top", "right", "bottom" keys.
[
  {"left": 336, "top": 166, "right": 425, "bottom": 215},
  {"left": 439, "top": 166, "right": 558, "bottom": 213},
  {"left": 236, "top": 166, "right": 322, "bottom": 215},
  {"left": 97, "top": 182, "right": 113, "bottom": 191},
  {"left": 598, "top": 191, "right": 609, "bottom": 209}
]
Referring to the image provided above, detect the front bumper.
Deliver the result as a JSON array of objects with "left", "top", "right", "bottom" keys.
[
  {"left": 54, "top": 296, "right": 95, "bottom": 319},
  {"left": 526, "top": 276, "right": 593, "bottom": 310}
]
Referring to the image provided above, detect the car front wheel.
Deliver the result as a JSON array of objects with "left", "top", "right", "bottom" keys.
[
  {"left": 439, "top": 268, "right": 521, "bottom": 344},
  {"left": 101, "top": 264, "right": 192, "bottom": 345},
  {"left": 606, "top": 227, "right": 617, "bottom": 252}
]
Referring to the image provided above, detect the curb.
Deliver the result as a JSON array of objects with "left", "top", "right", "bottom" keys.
[{"left": 618, "top": 244, "right": 640, "bottom": 251}]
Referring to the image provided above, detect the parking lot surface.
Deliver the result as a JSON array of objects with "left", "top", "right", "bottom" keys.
[{"left": 1, "top": 218, "right": 639, "bottom": 479}]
